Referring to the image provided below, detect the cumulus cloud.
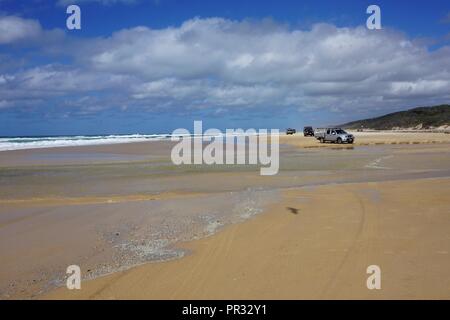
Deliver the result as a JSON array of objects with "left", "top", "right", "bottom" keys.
[
  {"left": 0, "top": 100, "right": 14, "bottom": 109},
  {"left": 0, "top": 16, "right": 42, "bottom": 44},
  {"left": 0, "top": 15, "right": 65, "bottom": 46},
  {"left": 77, "top": 18, "right": 450, "bottom": 110},
  {"left": 0, "top": 65, "right": 135, "bottom": 106},
  {"left": 1, "top": 17, "right": 450, "bottom": 118}
]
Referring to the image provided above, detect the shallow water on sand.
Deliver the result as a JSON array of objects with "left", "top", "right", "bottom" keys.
[{"left": 0, "top": 142, "right": 449, "bottom": 298}]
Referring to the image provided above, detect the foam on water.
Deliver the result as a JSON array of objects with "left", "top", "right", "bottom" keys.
[
  {"left": 104, "top": 189, "right": 279, "bottom": 273},
  {"left": 0, "top": 131, "right": 281, "bottom": 151},
  {"left": 0, "top": 133, "right": 278, "bottom": 151},
  {"left": 0, "top": 134, "right": 172, "bottom": 151}
]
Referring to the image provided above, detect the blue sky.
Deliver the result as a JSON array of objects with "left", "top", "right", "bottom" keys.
[{"left": 0, "top": 0, "right": 449, "bottom": 135}]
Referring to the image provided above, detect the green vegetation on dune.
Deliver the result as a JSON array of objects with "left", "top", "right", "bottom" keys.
[{"left": 340, "top": 104, "right": 450, "bottom": 130}]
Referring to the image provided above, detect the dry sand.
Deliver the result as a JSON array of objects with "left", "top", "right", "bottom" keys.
[
  {"left": 45, "top": 178, "right": 450, "bottom": 299},
  {"left": 280, "top": 130, "right": 450, "bottom": 149}
]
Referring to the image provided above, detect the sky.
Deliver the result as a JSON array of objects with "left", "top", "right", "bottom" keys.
[{"left": 0, "top": 0, "right": 449, "bottom": 136}]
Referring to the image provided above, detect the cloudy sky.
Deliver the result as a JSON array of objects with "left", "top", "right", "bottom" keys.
[{"left": 0, "top": 0, "right": 449, "bottom": 135}]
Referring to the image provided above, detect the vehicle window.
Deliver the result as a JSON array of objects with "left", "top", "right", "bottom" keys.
[
  {"left": 335, "top": 129, "right": 346, "bottom": 134},
  {"left": 327, "top": 129, "right": 330, "bottom": 134}
]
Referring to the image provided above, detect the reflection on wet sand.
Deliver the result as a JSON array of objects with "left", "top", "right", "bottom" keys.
[{"left": 0, "top": 133, "right": 449, "bottom": 299}]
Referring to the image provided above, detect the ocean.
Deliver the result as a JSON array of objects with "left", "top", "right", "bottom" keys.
[
  {"left": 0, "top": 131, "right": 268, "bottom": 151},
  {"left": 0, "top": 134, "right": 174, "bottom": 151}
]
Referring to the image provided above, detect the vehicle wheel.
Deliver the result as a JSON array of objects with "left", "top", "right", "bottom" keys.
[
  {"left": 337, "top": 138, "right": 342, "bottom": 144},
  {"left": 349, "top": 140, "right": 354, "bottom": 144}
]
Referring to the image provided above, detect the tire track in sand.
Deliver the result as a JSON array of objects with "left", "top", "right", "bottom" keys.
[{"left": 319, "top": 187, "right": 376, "bottom": 298}]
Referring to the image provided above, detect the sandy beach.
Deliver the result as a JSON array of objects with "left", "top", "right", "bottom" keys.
[
  {"left": 3, "top": 0, "right": 450, "bottom": 307},
  {"left": 1, "top": 131, "right": 449, "bottom": 299},
  {"left": 45, "top": 178, "right": 450, "bottom": 299},
  {"left": 280, "top": 130, "right": 450, "bottom": 149}
]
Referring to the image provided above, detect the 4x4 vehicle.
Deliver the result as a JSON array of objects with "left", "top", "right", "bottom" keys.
[
  {"left": 314, "top": 128, "right": 354, "bottom": 144},
  {"left": 286, "top": 128, "right": 296, "bottom": 135},
  {"left": 303, "top": 126, "right": 314, "bottom": 137}
]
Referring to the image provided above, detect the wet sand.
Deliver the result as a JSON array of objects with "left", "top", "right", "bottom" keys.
[
  {"left": 0, "top": 131, "right": 449, "bottom": 299},
  {"left": 45, "top": 178, "right": 450, "bottom": 299}
]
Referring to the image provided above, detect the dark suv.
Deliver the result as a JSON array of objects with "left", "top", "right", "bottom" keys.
[
  {"left": 286, "top": 128, "right": 296, "bottom": 135},
  {"left": 303, "top": 126, "right": 314, "bottom": 137}
]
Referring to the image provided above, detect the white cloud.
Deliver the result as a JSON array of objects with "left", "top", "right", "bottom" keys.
[
  {"left": 0, "top": 16, "right": 65, "bottom": 46},
  {"left": 2, "top": 17, "right": 450, "bottom": 117},
  {"left": 0, "top": 16, "right": 42, "bottom": 44},
  {"left": 76, "top": 18, "right": 450, "bottom": 110},
  {"left": 0, "top": 100, "right": 13, "bottom": 109},
  {"left": 0, "top": 65, "right": 135, "bottom": 104}
]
